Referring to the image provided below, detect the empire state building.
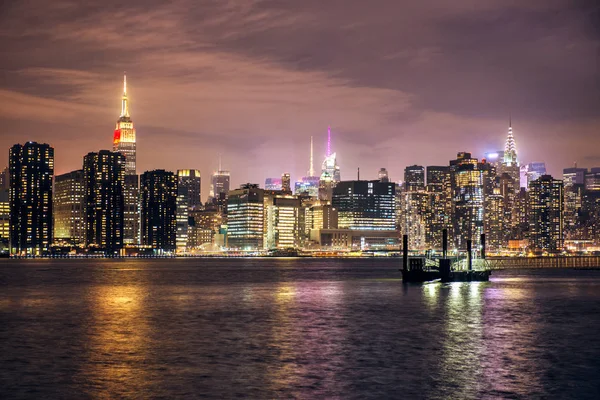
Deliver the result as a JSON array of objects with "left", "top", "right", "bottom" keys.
[
  {"left": 113, "top": 73, "right": 139, "bottom": 244},
  {"left": 114, "top": 73, "right": 136, "bottom": 174}
]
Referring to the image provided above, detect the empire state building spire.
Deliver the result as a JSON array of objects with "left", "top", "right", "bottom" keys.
[{"left": 120, "top": 72, "right": 130, "bottom": 119}]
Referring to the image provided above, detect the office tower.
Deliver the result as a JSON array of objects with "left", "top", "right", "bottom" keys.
[
  {"left": 0, "top": 167, "right": 9, "bottom": 190},
  {"left": 281, "top": 173, "right": 291, "bottom": 193},
  {"left": 584, "top": 168, "right": 600, "bottom": 192},
  {"left": 528, "top": 175, "right": 564, "bottom": 252},
  {"left": 265, "top": 178, "right": 282, "bottom": 190},
  {"left": 563, "top": 167, "right": 587, "bottom": 187},
  {"left": 210, "top": 161, "right": 231, "bottom": 212},
  {"left": 497, "top": 119, "right": 520, "bottom": 187},
  {"left": 564, "top": 183, "right": 584, "bottom": 239},
  {"left": 484, "top": 151, "right": 504, "bottom": 171},
  {"left": 449, "top": 152, "right": 484, "bottom": 250},
  {"left": 319, "top": 127, "right": 341, "bottom": 201},
  {"left": 188, "top": 209, "right": 224, "bottom": 248},
  {"left": 227, "top": 184, "right": 264, "bottom": 250},
  {"left": 140, "top": 170, "right": 178, "bottom": 252},
  {"left": 332, "top": 180, "right": 396, "bottom": 231},
  {"left": 485, "top": 187, "right": 505, "bottom": 250},
  {"left": 84, "top": 150, "right": 125, "bottom": 254},
  {"left": 379, "top": 168, "right": 390, "bottom": 183},
  {"left": 9, "top": 142, "right": 54, "bottom": 255},
  {"left": 53, "top": 170, "right": 85, "bottom": 245},
  {"left": 264, "top": 192, "right": 302, "bottom": 249},
  {"left": 175, "top": 169, "right": 201, "bottom": 252},
  {"left": 404, "top": 165, "right": 425, "bottom": 192},
  {"left": 112, "top": 74, "right": 139, "bottom": 244},
  {"left": 497, "top": 172, "right": 518, "bottom": 239},
  {"left": 425, "top": 166, "right": 451, "bottom": 249},
  {"left": 514, "top": 188, "right": 529, "bottom": 239},
  {"left": 177, "top": 169, "right": 202, "bottom": 210},
  {"left": 0, "top": 189, "right": 10, "bottom": 250},
  {"left": 520, "top": 162, "right": 547, "bottom": 189}
]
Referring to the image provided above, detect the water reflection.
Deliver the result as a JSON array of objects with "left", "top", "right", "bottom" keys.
[{"left": 79, "top": 284, "right": 151, "bottom": 397}]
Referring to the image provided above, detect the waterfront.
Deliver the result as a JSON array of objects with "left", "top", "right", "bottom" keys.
[{"left": 1, "top": 259, "right": 600, "bottom": 399}]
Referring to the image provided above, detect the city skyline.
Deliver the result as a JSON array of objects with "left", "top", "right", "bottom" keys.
[{"left": 1, "top": 1, "right": 599, "bottom": 200}]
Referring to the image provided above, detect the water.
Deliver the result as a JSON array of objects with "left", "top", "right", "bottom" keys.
[{"left": 1, "top": 259, "right": 599, "bottom": 399}]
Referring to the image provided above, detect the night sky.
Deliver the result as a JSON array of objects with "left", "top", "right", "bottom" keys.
[{"left": 1, "top": 0, "right": 598, "bottom": 198}]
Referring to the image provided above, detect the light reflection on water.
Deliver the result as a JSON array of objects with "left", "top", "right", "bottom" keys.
[{"left": 0, "top": 259, "right": 599, "bottom": 399}]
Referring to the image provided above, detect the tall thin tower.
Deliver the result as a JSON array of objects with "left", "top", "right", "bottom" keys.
[
  {"left": 309, "top": 136, "right": 314, "bottom": 177},
  {"left": 113, "top": 73, "right": 136, "bottom": 174}
]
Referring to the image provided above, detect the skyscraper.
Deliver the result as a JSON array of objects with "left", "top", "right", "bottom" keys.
[
  {"left": 529, "top": 175, "right": 564, "bottom": 252},
  {"left": 265, "top": 178, "right": 282, "bottom": 190},
  {"left": 141, "top": 170, "right": 178, "bottom": 252},
  {"left": 226, "top": 184, "right": 264, "bottom": 250},
  {"left": 332, "top": 180, "right": 396, "bottom": 231},
  {"left": 112, "top": 74, "right": 139, "bottom": 244},
  {"left": 449, "top": 152, "right": 484, "bottom": 250},
  {"left": 425, "top": 166, "right": 451, "bottom": 249},
  {"left": 404, "top": 165, "right": 425, "bottom": 192},
  {"left": 281, "top": 173, "right": 291, "bottom": 193},
  {"left": 264, "top": 192, "right": 302, "bottom": 249},
  {"left": 295, "top": 136, "right": 320, "bottom": 197},
  {"left": 53, "top": 169, "right": 85, "bottom": 245},
  {"left": 210, "top": 161, "right": 231, "bottom": 211},
  {"left": 520, "top": 162, "right": 547, "bottom": 188},
  {"left": 83, "top": 150, "right": 125, "bottom": 254},
  {"left": 9, "top": 142, "right": 54, "bottom": 255},
  {"left": 319, "top": 126, "right": 341, "bottom": 201},
  {"left": 498, "top": 119, "right": 520, "bottom": 186},
  {"left": 378, "top": 168, "right": 390, "bottom": 183},
  {"left": 177, "top": 169, "right": 202, "bottom": 210}
]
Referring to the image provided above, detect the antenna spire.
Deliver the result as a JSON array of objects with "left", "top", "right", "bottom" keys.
[
  {"left": 327, "top": 126, "right": 331, "bottom": 157},
  {"left": 120, "top": 72, "right": 130, "bottom": 118},
  {"left": 218, "top": 154, "right": 222, "bottom": 172},
  {"left": 309, "top": 136, "right": 314, "bottom": 176}
]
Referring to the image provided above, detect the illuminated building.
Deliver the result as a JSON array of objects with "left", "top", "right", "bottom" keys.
[
  {"left": 306, "top": 203, "right": 338, "bottom": 242},
  {"left": 497, "top": 119, "right": 520, "bottom": 187},
  {"left": 520, "top": 162, "right": 547, "bottom": 189},
  {"left": 528, "top": 175, "right": 563, "bottom": 252},
  {"left": 53, "top": 170, "right": 85, "bottom": 245},
  {"left": 585, "top": 168, "right": 600, "bottom": 192},
  {"left": 295, "top": 136, "right": 320, "bottom": 198},
  {"left": 563, "top": 167, "right": 588, "bottom": 240},
  {"left": 9, "top": 142, "right": 54, "bottom": 255},
  {"left": 0, "top": 189, "right": 9, "bottom": 246},
  {"left": 484, "top": 151, "right": 504, "bottom": 171},
  {"left": 226, "top": 184, "right": 264, "bottom": 250},
  {"left": 485, "top": 188, "right": 505, "bottom": 250},
  {"left": 400, "top": 191, "right": 428, "bottom": 250},
  {"left": 332, "top": 180, "right": 396, "bottom": 231},
  {"left": 264, "top": 193, "right": 301, "bottom": 249},
  {"left": 404, "top": 165, "right": 425, "bottom": 192},
  {"left": 563, "top": 167, "right": 587, "bottom": 186},
  {"left": 176, "top": 169, "right": 201, "bottom": 252},
  {"left": 425, "top": 166, "right": 451, "bottom": 249},
  {"left": 319, "top": 127, "right": 341, "bottom": 201},
  {"left": 112, "top": 74, "right": 138, "bottom": 244},
  {"left": 281, "top": 173, "right": 291, "bottom": 193},
  {"left": 265, "top": 178, "right": 282, "bottom": 190},
  {"left": 141, "top": 170, "right": 177, "bottom": 252},
  {"left": 0, "top": 167, "right": 8, "bottom": 190},
  {"left": 83, "top": 150, "right": 125, "bottom": 254},
  {"left": 189, "top": 209, "right": 223, "bottom": 248},
  {"left": 209, "top": 163, "right": 230, "bottom": 212},
  {"left": 450, "top": 152, "right": 484, "bottom": 250},
  {"left": 378, "top": 168, "right": 389, "bottom": 183},
  {"left": 498, "top": 172, "right": 518, "bottom": 239}
]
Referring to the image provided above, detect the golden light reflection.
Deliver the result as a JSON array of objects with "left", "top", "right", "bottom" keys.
[
  {"left": 422, "top": 282, "right": 440, "bottom": 309},
  {"left": 78, "top": 284, "right": 150, "bottom": 396}
]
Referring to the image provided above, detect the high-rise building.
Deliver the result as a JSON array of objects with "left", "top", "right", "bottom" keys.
[
  {"left": 332, "top": 180, "right": 396, "bottom": 231},
  {"left": 9, "top": 142, "right": 54, "bottom": 255},
  {"left": 265, "top": 178, "right": 282, "bottom": 191},
  {"left": 189, "top": 209, "right": 224, "bottom": 249},
  {"left": 520, "top": 162, "right": 547, "bottom": 189},
  {"left": 528, "top": 175, "right": 563, "bottom": 252},
  {"left": 141, "top": 170, "right": 178, "bottom": 252},
  {"left": 584, "top": 168, "right": 600, "bottom": 192},
  {"left": 53, "top": 170, "right": 85, "bottom": 245},
  {"left": 226, "top": 184, "right": 264, "bottom": 250},
  {"left": 175, "top": 169, "right": 201, "bottom": 252},
  {"left": 281, "top": 173, "right": 291, "bottom": 193},
  {"left": 112, "top": 74, "right": 139, "bottom": 245},
  {"left": 497, "top": 119, "right": 520, "bottom": 187},
  {"left": 296, "top": 136, "right": 320, "bottom": 197},
  {"left": 404, "top": 165, "right": 425, "bottom": 192},
  {"left": 0, "top": 189, "right": 10, "bottom": 248},
  {"left": 449, "top": 152, "right": 484, "bottom": 250},
  {"left": 485, "top": 188, "right": 505, "bottom": 250},
  {"left": 0, "top": 167, "right": 9, "bottom": 190},
  {"left": 425, "top": 166, "right": 451, "bottom": 249},
  {"left": 210, "top": 166, "right": 231, "bottom": 211},
  {"left": 378, "top": 168, "right": 390, "bottom": 183},
  {"left": 563, "top": 167, "right": 587, "bottom": 187},
  {"left": 319, "top": 126, "right": 341, "bottom": 201},
  {"left": 264, "top": 193, "right": 301, "bottom": 249},
  {"left": 83, "top": 150, "right": 125, "bottom": 254}
]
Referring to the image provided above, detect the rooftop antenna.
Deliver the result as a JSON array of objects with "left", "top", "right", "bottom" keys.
[
  {"left": 327, "top": 126, "right": 331, "bottom": 157},
  {"left": 309, "top": 136, "right": 314, "bottom": 176},
  {"left": 218, "top": 154, "right": 222, "bottom": 172},
  {"left": 357, "top": 167, "right": 360, "bottom": 181}
]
